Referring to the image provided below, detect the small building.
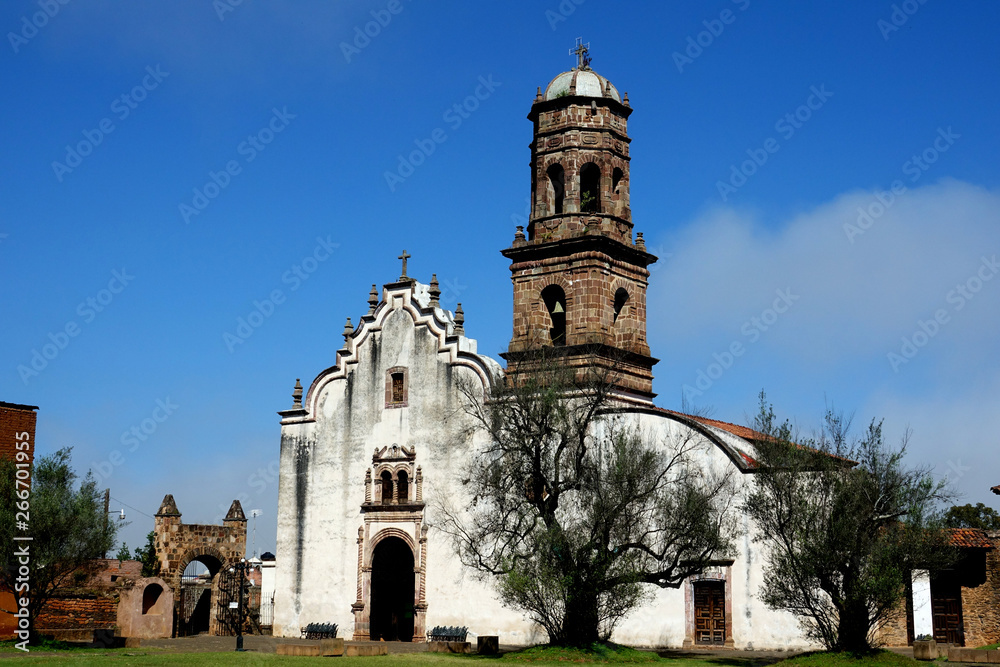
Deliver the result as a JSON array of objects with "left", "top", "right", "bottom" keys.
[{"left": 880, "top": 529, "right": 1000, "bottom": 647}]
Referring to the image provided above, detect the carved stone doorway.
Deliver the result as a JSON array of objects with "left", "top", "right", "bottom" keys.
[{"left": 370, "top": 537, "right": 415, "bottom": 641}]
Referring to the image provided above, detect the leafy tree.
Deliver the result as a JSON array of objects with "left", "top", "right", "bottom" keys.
[
  {"left": 439, "top": 357, "right": 738, "bottom": 646},
  {"left": 115, "top": 542, "right": 131, "bottom": 562},
  {"left": 943, "top": 503, "right": 1000, "bottom": 531},
  {"left": 744, "top": 392, "right": 955, "bottom": 653},
  {"left": 0, "top": 448, "right": 118, "bottom": 644},
  {"left": 133, "top": 530, "right": 160, "bottom": 577}
]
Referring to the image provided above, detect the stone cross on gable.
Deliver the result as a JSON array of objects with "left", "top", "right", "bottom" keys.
[
  {"left": 570, "top": 37, "right": 591, "bottom": 70},
  {"left": 398, "top": 250, "right": 411, "bottom": 281}
]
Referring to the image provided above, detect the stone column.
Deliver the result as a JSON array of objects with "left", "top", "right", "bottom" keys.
[
  {"left": 364, "top": 469, "right": 372, "bottom": 504},
  {"left": 415, "top": 467, "right": 423, "bottom": 502},
  {"left": 351, "top": 526, "right": 369, "bottom": 640}
]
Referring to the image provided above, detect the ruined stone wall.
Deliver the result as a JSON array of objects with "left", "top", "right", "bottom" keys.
[
  {"left": 37, "top": 593, "right": 118, "bottom": 632},
  {"left": 961, "top": 534, "right": 1000, "bottom": 648}
]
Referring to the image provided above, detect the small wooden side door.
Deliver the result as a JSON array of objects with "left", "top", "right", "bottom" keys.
[{"left": 694, "top": 581, "right": 726, "bottom": 646}]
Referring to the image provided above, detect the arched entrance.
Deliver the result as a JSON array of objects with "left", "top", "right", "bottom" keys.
[
  {"left": 369, "top": 537, "right": 415, "bottom": 641},
  {"left": 178, "top": 555, "right": 222, "bottom": 636}
]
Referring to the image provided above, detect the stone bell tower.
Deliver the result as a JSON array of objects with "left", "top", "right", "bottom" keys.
[{"left": 501, "top": 41, "right": 658, "bottom": 401}]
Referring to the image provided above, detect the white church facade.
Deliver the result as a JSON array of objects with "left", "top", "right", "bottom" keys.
[{"left": 273, "top": 55, "right": 816, "bottom": 650}]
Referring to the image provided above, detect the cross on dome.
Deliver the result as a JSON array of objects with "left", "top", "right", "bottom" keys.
[{"left": 570, "top": 37, "right": 591, "bottom": 70}]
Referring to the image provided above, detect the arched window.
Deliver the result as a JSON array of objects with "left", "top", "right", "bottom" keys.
[
  {"left": 613, "top": 288, "right": 630, "bottom": 324},
  {"left": 612, "top": 167, "right": 624, "bottom": 197},
  {"left": 541, "top": 285, "right": 567, "bottom": 346},
  {"left": 381, "top": 470, "right": 393, "bottom": 504},
  {"left": 580, "top": 163, "right": 601, "bottom": 213},
  {"left": 142, "top": 583, "right": 163, "bottom": 615},
  {"left": 397, "top": 470, "right": 409, "bottom": 503},
  {"left": 546, "top": 164, "right": 565, "bottom": 215}
]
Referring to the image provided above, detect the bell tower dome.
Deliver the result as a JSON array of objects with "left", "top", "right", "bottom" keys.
[{"left": 501, "top": 42, "right": 658, "bottom": 401}]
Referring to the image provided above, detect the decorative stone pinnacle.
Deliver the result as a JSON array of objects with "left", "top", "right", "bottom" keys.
[
  {"left": 454, "top": 303, "right": 465, "bottom": 335},
  {"left": 156, "top": 493, "right": 181, "bottom": 517},
  {"left": 429, "top": 274, "right": 441, "bottom": 308},
  {"left": 535, "top": 86, "right": 542, "bottom": 103},
  {"left": 367, "top": 284, "right": 378, "bottom": 315},
  {"left": 635, "top": 232, "right": 646, "bottom": 251},
  {"left": 343, "top": 317, "right": 353, "bottom": 342},
  {"left": 514, "top": 226, "right": 526, "bottom": 241},
  {"left": 225, "top": 499, "right": 247, "bottom": 522},
  {"left": 398, "top": 249, "right": 411, "bottom": 281},
  {"left": 292, "top": 378, "right": 303, "bottom": 409},
  {"left": 623, "top": 91, "right": 630, "bottom": 107}
]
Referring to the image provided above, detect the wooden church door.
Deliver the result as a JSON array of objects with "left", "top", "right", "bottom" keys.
[{"left": 694, "top": 581, "right": 726, "bottom": 646}]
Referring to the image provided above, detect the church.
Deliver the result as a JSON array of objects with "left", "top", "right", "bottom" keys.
[{"left": 272, "top": 49, "right": 813, "bottom": 649}]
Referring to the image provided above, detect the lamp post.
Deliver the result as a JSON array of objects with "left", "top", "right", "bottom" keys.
[{"left": 229, "top": 558, "right": 258, "bottom": 651}]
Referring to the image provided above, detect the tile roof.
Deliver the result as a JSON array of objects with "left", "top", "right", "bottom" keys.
[
  {"left": 948, "top": 528, "right": 994, "bottom": 549},
  {"left": 658, "top": 409, "right": 769, "bottom": 442}
]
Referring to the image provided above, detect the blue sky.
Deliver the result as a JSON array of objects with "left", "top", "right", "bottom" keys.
[{"left": 2, "top": 1, "right": 999, "bottom": 556}]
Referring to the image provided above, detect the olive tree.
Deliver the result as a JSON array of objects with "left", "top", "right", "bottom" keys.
[{"left": 744, "top": 393, "right": 955, "bottom": 653}]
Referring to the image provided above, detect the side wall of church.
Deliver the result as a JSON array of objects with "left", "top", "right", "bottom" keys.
[{"left": 609, "top": 413, "right": 814, "bottom": 650}]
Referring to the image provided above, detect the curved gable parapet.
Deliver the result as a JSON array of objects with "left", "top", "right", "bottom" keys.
[
  {"left": 616, "top": 405, "right": 759, "bottom": 473},
  {"left": 281, "top": 280, "right": 502, "bottom": 424}
]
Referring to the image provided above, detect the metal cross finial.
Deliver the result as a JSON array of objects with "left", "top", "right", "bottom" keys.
[
  {"left": 570, "top": 37, "right": 591, "bottom": 70},
  {"left": 398, "top": 250, "right": 411, "bottom": 280}
]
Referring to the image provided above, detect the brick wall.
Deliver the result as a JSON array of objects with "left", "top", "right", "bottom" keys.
[
  {"left": 0, "top": 402, "right": 37, "bottom": 467},
  {"left": 37, "top": 594, "right": 118, "bottom": 631}
]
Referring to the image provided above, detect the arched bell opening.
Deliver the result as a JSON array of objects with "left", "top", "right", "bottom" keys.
[{"left": 541, "top": 285, "right": 567, "bottom": 346}]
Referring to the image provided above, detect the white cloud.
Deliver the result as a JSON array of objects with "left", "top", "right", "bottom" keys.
[
  {"left": 650, "top": 179, "right": 1000, "bottom": 373},
  {"left": 648, "top": 178, "right": 1000, "bottom": 505}
]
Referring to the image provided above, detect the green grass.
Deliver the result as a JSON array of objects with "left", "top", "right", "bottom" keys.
[
  {"left": 0, "top": 643, "right": 937, "bottom": 667},
  {"left": 779, "top": 650, "right": 923, "bottom": 667},
  {"left": 501, "top": 644, "right": 661, "bottom": 663},
  {"left": 976, "top": 643, "right": 999, "bottom": 650}
]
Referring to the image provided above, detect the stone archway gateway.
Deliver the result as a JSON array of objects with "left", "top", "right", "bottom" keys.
[
  {"left": 370, "top": 537, "right": 415, "bottom": 641},
  {"left": 154, "top": 494, "right": 247, "bottom": 636}
]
